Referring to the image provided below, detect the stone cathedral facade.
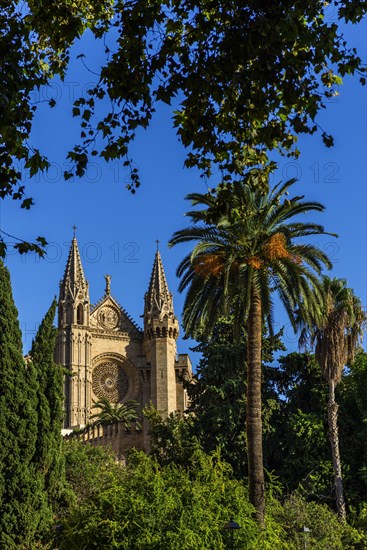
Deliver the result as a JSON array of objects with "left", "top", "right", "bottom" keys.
[{"left": 55, "top": 236, "right": 192, "bottom": 438}]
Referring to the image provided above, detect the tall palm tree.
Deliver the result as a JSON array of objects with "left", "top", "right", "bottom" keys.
[
  {"left": 169, "top": 177, "right": 333, "bottom": 526},
  {"left": 90, "top": 398, "right": 141, "bottom": 429},
  {"left": 298, "top": 276, "right": 366, "bottom": 522}
]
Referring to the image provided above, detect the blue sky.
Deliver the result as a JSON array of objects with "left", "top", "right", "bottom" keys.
[{"left": 1, "top": 19, "right": 366, "bottom": 365}]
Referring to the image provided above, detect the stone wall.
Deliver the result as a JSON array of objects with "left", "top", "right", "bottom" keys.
[{"left": 63, "top": 421, "right": 148, "bottom": 460}]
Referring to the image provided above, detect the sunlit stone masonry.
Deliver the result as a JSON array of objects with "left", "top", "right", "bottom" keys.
[{"left": 55, "top": 236, "right": 192, "bottom": 454}]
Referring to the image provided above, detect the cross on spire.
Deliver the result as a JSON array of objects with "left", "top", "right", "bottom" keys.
[
  {"left": 155, "top": 238, "right": 160, "bottom": 251},
  {"left": 72, "top": 224, "right": 77, "bottom": 237}
]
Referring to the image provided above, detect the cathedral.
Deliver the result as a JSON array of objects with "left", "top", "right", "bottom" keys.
[{"left": 55, "top": 235, "right": 192, "bottom": 434}]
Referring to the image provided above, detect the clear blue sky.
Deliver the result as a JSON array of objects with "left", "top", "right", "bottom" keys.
[{"left": 1, "top": 20, "right": 366, "bottom": 365}]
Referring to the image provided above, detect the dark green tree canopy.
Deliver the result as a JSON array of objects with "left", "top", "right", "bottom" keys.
[
  {"left": 0, "top": 1, "right": 111, "bottom": 256},
  {"left": 62, "top": 0, "right": 367, "bottom": 189},
  {"left": 185, "top": 320, "right": 284, "bottom": 478},
  {"left": 0, "top": 261, "right": 43, "bottom": 548},
  {"left": 60, "top": 439, "right": 362, "bottom": 549},
  {"left": 30, "top": 299, "right": 65, "bottom": 512},
  {"left": 1, "top": 1, "right": 366, "bottom": 200}
]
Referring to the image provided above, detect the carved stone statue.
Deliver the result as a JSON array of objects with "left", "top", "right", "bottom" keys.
[{"left": 104, "top": 274, "right": 111, "bottom": 295}]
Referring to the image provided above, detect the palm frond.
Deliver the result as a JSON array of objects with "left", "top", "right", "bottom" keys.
[
  {"left": 171, "top": 175, "right": 334, "bottom": 343},
  {"left": 297, "top": 276, "right": 366, "bottom": 384}
]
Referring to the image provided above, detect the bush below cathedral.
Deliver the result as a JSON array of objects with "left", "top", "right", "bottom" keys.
[{"left": 56, "top": 441, "right": 363, "bottom": 550}]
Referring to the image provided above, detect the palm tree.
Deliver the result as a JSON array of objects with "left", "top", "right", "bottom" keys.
[
  {"left": 298, "top": 276, "right": 366, "bottom": 522},
  {"left": 90, "top": 398, "right": 141, "bottom": 430},
  {"left": 169, "top": 177, "right": 333, "bottom": 525}
]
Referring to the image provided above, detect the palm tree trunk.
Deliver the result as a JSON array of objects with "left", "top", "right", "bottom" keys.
[
  {"left": 328, "top": 379, "right": 346, "bottom": 522},
  {"left": 246, "top": 284, "right": 265, "bottom": 527}
]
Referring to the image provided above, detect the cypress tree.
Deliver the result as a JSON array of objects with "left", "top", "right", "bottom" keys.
[
  {"left": 0, "top": 260, "right": 44, "bottom": 548},
  {"left": 30, "top": 299, "right": 65, "bottom": 523}
]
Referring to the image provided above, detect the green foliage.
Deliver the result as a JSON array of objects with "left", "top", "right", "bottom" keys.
[
  {"left": 271, "top": 493, "right": 364, "bottom": 549},
  {"left": 185, "top": 319, "right": 284, "bottom": 477},
  {"left": 271, "top": 353, "right": 327, "bottom": 414},
  {"left": 348, "top": 502, "right": 367, "bottom": 546},
  {"left": 0, "top": 1, "right": 111, "bottom": 200},
  {"left": 267, "top": 353, "right": 333, "bottom": 498},
  {"left": 170, "top": 177, "right": 333, "bottom": 523},
  {"left": 90, "top": 397, "right": 141, "bottom": 428},
  {"left": 339, "top": 352, "right": 367, "bottom": 504},
  {"left": 262, "top": 350, "right": 367, "bottom": 514},
  {"left": 147, "top": 341, "right": 367, "bottom": 524},
  {"left": 30, "top": 299, "right": 65, "bottom": 526},
  {"left": 63, "top": 439, "right": 122, "bottom": 506},
  {"left": 59, "top": 440, "right": 367, "bottom": 549},
  {"left": 0, "top": 261, "right": 44, "bottom": 548},
  {"left": 0, "top": 234, "right": 48, "bottom": 260},
  {"left": 180, "top": 340, "right": 367, "bottom": 509},
  {"left": 170, "top": 177, "right": 333, "bottom": 341},
  {"left": 345, "top": 351, "right": 367, "bottom": 419},
  {"left": 27, "top": 0, "right": 114, "bottom": 61},
  {"left": 285, "top": 409, "right": 333, "bottom": 496},
  {"left": 298, "top": 276, "right": 366, "bottom": 385},
  {"left": 0, "top": 4, "right": 48, "bottom": 207},
  {"left": 0, "top": 0, "right": 110, "bottom": 255},
  {"left": 62, "top": 0, "right": 367, "bottom": 189},
  {"left": 1, "top": 1, "right": 367, "bottom": 209},
  {"left": 0, "top": 2, "right": 54, "bottom": 255},
  {"left": 187, "top": 320, "right": 248, "bottom": 476},
  {"left": 60, "top": 442, "right": 301, "bottom": 549},
  {"left": 144, "top": 405, "right": 201, "bottom": 468},
  {"left": 297, "top": 277, "right": 366, "bottom": 519}
]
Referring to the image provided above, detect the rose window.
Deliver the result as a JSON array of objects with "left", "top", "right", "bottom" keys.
[{"left": 92, "top": 361, "right": 129, "bottom": 402}]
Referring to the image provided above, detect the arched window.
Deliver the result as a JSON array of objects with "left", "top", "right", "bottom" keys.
[
  {"left": 58, "top": 305, "right": 63, "bottom": 325},
  {"left": 67, "top": 303, "right": 73, "bottom": 324},
  {"left": 77, "top": 304, "right": 84, "bottom": 325}
]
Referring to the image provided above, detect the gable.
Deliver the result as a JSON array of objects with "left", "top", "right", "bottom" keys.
[{"left": 90, "top": 296, "right": 142, "bottom": 336}]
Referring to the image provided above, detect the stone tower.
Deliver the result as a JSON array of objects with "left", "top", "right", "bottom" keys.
[
  {"left": 143, "top": 250, "right": 180, "bottom": 416},
  {"left": 55, "top": 236, "right": 92, "bottom": 428}
]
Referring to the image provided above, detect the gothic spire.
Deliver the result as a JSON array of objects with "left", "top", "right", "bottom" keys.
[
  {"left": 59, "top": 236, "right": 88, "bottom": 300},
  {"left": 144, "top": 250, "right": 175, "bottom": 320}
]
